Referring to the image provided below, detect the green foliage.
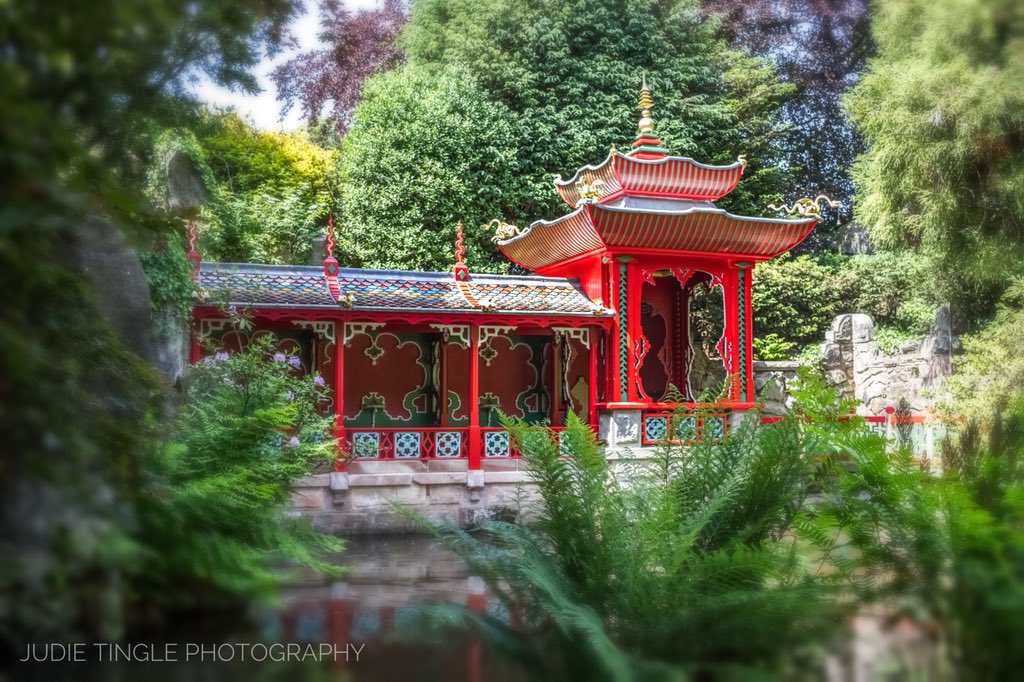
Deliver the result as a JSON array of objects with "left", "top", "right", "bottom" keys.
[
  {"left": 751, "top": 254, "right": 844, "bottom": 347},
  {"left": 752, "top": 252, "right": 936, "bottom": 350},
  {"left": 937, "top": 407, "right": 1024, "bottom": 681},
  {"left": 845, "top": 0, "right": 1024, "bottom": 310},
  {"left": 752, "top": 333, "right": 796, "bottom": 361},
  {"left": 336, "top": 65, "right": 528, "bottom": 272},
  {"left": 946, "top": 280, "right": 1024, "bottom": 422},
  {"left": 421, "top": 399, "right": 867, "bottom": 677},
  {"left": 194, "top": 113, "right": 337, "bottom": 264},
  {"left": 137, "top": 333, "right": 342, "bottom": 607},
  {"left": 137, "top": 230, "right": 195, "bottom": 321},
  {"left": 0, "top": 0, "right": 301, "bottom": 652},
  {"left": 389, "top": 0, "right": 792, "bottom": 237}
]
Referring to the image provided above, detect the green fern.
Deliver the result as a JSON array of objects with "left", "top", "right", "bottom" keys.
[{"left": 135, "top": 334, "right": 343, "bottom": 612}]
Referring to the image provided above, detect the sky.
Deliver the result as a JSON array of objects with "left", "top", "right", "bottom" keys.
[{"left": 194, "top": 0, "right": 380, "bottom": 130}]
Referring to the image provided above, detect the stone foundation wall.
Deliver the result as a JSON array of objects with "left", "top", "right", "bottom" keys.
[{"left": 294, "top": 407, "right": 760, "bottom": 533}]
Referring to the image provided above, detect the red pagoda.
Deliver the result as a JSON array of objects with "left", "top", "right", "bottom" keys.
[{"left": 191, "top": 81, "right": 818, "bottom": 467}]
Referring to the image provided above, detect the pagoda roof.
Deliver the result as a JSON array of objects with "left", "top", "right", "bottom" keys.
[
  {"left": 497, "top": 202, "right": 816, "bottom": 271},
  {"left": 196, "top": 262, "right": 606, "bottom": 317},
  {"left": 554, "top": 151, "right": 745, "bottom": 207}
]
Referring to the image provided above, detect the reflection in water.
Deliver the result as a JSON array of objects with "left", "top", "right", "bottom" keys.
[
  {"left": 11, "top": 536, "right": 523, "bottom": 682},
  {"left": 261, "top": 534, "right": 524, "bottom": 682}
]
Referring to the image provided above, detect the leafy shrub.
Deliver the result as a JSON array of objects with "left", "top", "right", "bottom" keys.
[
  {"left": 752, "top": 253, "right": 843, "bottom": 348},
  {"left": 752, "top": 332, "right": 795, "bottom": 361},
  {"left": 420, "top": 372, "right": 1024, "bottom": 679},
  {"left": 753, "top": 251, "right": 937, "bottom": 351},
  {"left": 938, "top": 405, "right": 1024, "bottom": 681},
  {"left": 135, "top": 333, "right": 342, "bottom": 611}
]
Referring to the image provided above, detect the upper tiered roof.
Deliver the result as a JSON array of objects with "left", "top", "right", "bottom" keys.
[
  {"left": 497, "top": 79, "right": 817, "bottom": 272},
  {"left": 553, "top": 153, "right": 746, "bottom": 207}
]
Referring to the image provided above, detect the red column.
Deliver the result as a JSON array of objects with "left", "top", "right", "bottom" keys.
[
  {"left": 624, "top": 259, "right": 643, "bottom": 403},
  {"left": 588, "top": 326, "right": 598, "bottom": 429},
  {"left": 438, "top": 338, "right": 449, "bottom": 427},
  {"left": 326, "top": 599, "right": 352, "bottom": 669},
  {"left": 611, "top": 256, "right": 633, "bottom": 404},
  {"left": 334, "top": 323, "right": 346, "bottom": 468},
  {"left": 722, "top": 268, "right": 741, "bottom": 401},
  {"left": 741, "top": 264, "right": 755, "bottom": 403},
  {"left": 468, "top": 324, "right": 481, "bottom": 469},
  {"left": 465, "top": 590, "right": 486, "bottom": 682},
  {"left": 550, "top": 333, "right": 562, "bottom": 425}
]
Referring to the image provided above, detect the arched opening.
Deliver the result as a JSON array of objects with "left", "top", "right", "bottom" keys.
[
  {"left": 687, "top": 276, "right": 726, "bottom": 399},
  {"left": 638, "top": 270, "right": 726, "bottom": 402}
]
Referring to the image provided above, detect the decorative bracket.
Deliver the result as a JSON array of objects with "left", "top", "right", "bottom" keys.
[
  {"left": 343, "top": 322, "right": 385, "bottom": 347},
  {"left": 671, "top": 267, "right": 693, "bottom": 288},
  {"left": 478, "top": 325, "right": 516, "bottom": 367},
  {"left": 293, "top": 320, "right": 336, "bottom": 344},
  {"left": 185, "top": 217, "right": 200, "bottom": 278},
  {"left": 430, "top": 324, "right": 470, "bottom": 349},
  {"left": 484, "top": 219, "right": 525, "bottom": 243},
  {"left": 197, "top": 318, "right": 229, "bottom": 341},
  {"left": 552, "top": 327, "right": 590, "bottom": 350}
]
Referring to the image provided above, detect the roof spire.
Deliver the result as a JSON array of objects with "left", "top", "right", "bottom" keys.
[
  {"left": 637, "top": 74, "right": 655, "bottom": 134},
  {"left": 452, "top": 221, "right": 469, "bottom": 281},
  {"left": 631, "top": 74, "right": 668, "bottom": 159}
]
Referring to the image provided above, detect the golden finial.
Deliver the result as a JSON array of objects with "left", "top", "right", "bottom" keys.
[
  {"left": 737, "top": 154, "right": 747, "bottom": 170},
  {"left": 637, "top": 74, "right": 655, "bottom": 134}
]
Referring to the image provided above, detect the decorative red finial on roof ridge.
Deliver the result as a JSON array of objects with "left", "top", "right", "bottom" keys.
[
  {"left": 452, "top": 221, "right": 469, "bottom": 281},
  {"left": 323, "top": 212, "right": 341, "bottom": 299}
]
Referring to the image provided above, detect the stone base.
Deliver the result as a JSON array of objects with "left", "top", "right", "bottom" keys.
[
  {"left": 291, "top": 437, "right": 749, "bottom": 534},
  {"left": 291, "top": 466, "right": 540, "bottom": 535}
]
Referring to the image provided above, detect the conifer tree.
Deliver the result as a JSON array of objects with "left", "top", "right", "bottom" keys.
[{"left": 845, "top": 0, "right": 1024, "bottom": 310}]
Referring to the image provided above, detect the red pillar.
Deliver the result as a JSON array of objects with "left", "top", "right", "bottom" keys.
[
  {"left": 550, "top": 333, "right": 562, "bottom": 425},
  {"left": 465, "top": 590, "right": 487, "bottom": 682},
  {"left": 333, "top": 323, "right": 346, "bottom": 467},
  {"left": 468, "top": 324, "right": 481, "bottom": 469},
  {"left": 624, "top": 259, "right": 644, "bottom": 403},
  {"left": 611, "top": 256, "right": 633, "bottom": 404},
  {"left": 723, "top": 268, "right": 741, "bottom": 401},
  {"left": 439, "top": 338, "right": 449, "bottom": 427},
  {"left": 326, "top": 599, "right": 352, "bottom": 669},
  {"left": 740, "top": 263, "right": 755, "bottom": 403},
  {"left": 587, "top": 326, "right": 598, "bottom": 429}
]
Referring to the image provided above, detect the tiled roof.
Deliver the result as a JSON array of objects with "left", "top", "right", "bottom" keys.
[
  {"left": 198, "top": 263, "right": 336, "bottom": 307},
  {"left": 498, "top": 203, "right": 816, "bottom": 270},
  {"left": 197, "top": 262, "right": 604, "bottom": 317}
]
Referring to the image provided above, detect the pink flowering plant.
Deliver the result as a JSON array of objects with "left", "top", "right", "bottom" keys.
[{"left": 139, "top": 333, "right": 341, "bottom": 608}]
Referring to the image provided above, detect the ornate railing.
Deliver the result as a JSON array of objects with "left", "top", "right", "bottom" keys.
[
  {"left": 345, "top": 427, "right": 469, "bottom": 460},
  {"left": 344, "top": 425, "right": 566, "bottom": 460},
  {"left": 641, "top": 411, "right": 727, "bottom": 445}
]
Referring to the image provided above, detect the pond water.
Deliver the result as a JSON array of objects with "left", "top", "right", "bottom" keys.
[
  {"left": 12, "top": 535, "right": 526, "bottom": 682},
  {"left": 258, "top": 534, "right": 526, "bottom": 682},
  {"left": 12, "top": 534, "right": 943, "bottom": 681}
]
